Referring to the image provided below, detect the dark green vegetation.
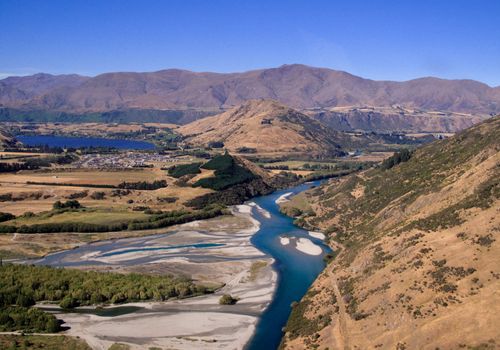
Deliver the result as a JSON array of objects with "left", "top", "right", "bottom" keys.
[
  {"left": 302, "top": 168, "right": 361, "bottom": 182},
  {"left": 194, "top": 153, "right": 257, "bottom": 190},
  {"left": 0, "top": 307, "right": 60, "bottom": 333},
  {"left": 0, "top": 263, "right": 211, "bottom": 309},
  {"left": 25, "top": 180, "right": 167, "bottom": 190},
  {"left": 0, "top": 154, "right": 76, "bottom": 173},
  {"left": 187, "top": 178, "right": 274, "bottom": 209},
  {"left": 0, "top": 334, "right": 92, "bottom": 350},
  {"left": 218, "top": 294, "right": 238, "bottom": 305},
  {"left": 26, "top": 181, "right": 116, "bottom": 189},
  {"left": 167, "top": 162, "right": 202, "bottom": 178},
  {"left": 0, "top": 212, "right": 15, "bottom": 222},
  {"left": 381, "top": 148, "right": 412, "bottom": 170},
  {"left": 0, "top": 205, "right": 225, "bottom": 234},
  {"left": 53, "top": 200, "right": 82, "bottom": 210},
  {"left": 171, "top": 152, "right": 288, "bottom": 209},
  {"left": 117, "top": 180, "right": 167, "bottom": 190},
  {"left": 127, "top": 205, "right": 226, "bottom": 230}
]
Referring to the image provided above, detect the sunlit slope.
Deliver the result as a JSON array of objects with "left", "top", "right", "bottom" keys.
[
  {"left": 281, "top": 117, "right": 500, "bottom": 349},
  {"left": 179, "top": 99, "right": 346, "bottom": 157}
]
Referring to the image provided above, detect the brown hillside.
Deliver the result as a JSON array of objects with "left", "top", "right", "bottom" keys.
[
  {"left": 308, "top": 106, "right": 488, "bottom": 133},
  {"left": 178, "top": 99, "right": 346, "bottom": 156},
  {"left": 281, "top": 117, "right": 500, "bottom": 349},
  {"left": 0, "top": 126, "right": 16, "bottom": 149},
  {"left": 1, "top": 65, "right": 499, "bottom": 115}
]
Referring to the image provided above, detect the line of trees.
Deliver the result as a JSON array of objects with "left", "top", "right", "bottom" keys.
[
  {"left": 381, "top": 148, "right": 413, "bottom": 170},
  {"left": 118, "top": 179, "right": 167, "bottom": 190},
  {"left": 0, "top": 306, "right": 61, "bottom": 333},
  {"left": 26, "top": 181, "right": 116, "bottom": 188},
  {"left": 0, "top": 154, "right": 77, "bottom": 173},
  {"left": 0, "top": 263, "right": 214, "bottom": 333},
  {"left": 0, "top": 264, "right": 210, "bottom": 308},
  {"left": 25, "top": 179, "right": 168, "bottom": 190},
  {"left": 0, "top": 205, "right": 226, "bottom": 234}
]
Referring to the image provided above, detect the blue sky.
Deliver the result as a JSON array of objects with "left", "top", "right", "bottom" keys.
[{"left": 1, "top": 0, "right": 499, "bottom": 86}]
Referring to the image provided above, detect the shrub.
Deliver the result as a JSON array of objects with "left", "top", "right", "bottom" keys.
[
  {"left": 236, "top": 147, "right": 257, "bottom": 154},
  {"left": 207, "top": 141, "right": 224, "bottom": 149},
  {"left": 90, "top": 191, "right": 106, "bottom": 200},
  {"left": 118, "top": 180, "right": 167, "bottom": 190},
  {"left": 53, "top": 200, "right": 82, "bottom": 210},
  {"left": 0, "top": 212, "right": 15, "bottom": 223},
  {"left": 381, "top": 149, "right": 412, "bottom": 170},
  {"left": 59, "top": 296, "right": 79, "bottom": 309},
  {"left": 167, "top": 162, "right": 202, "bottom": 178},
  {"left": 219, "top": 294, "right": 238, "bottom": 305},
  {"left": 157, "top": 196, "right": 178, "bottom": 203}
]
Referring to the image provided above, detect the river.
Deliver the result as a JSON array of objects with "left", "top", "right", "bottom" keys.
[
  {"left": 246, "top": 181, "right": 330, "bottom": 349},
  {"left": 33, "top": 180, "right": 330, "bottom": 349}
]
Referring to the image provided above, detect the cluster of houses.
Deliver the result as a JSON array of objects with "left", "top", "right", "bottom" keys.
[{"left": 72, "top": 152, "right": 177, "bottom": 169}]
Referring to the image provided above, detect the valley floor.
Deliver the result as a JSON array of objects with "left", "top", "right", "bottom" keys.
[{"left": 33, "top": 206, "right": 276, "bottom": 350}]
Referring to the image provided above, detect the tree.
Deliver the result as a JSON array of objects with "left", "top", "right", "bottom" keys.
[
  {"left": 16, "top": 294, "right": 35, "bottom": 307},
  {"left": 59, "top": 296, "right": 79, "bottom": 309},
  {"left": 46, "top": 317, "right": 60, "bottom": 333}
]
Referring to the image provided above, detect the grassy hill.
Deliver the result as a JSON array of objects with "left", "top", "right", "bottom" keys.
[
  {"left": 280, "top": 117, "right": 500, "bottom": 349},
  {"left": 178, "top": 99, "right": 347, "bottom": 157},
  {"left": 171, "top": 152, "right": 286, "bottom": 209}
]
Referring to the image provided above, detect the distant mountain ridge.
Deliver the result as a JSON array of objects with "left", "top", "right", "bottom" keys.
[
  {"left": 308, "top": 106, "right": 488, "bottom": 133},
  {"left": 1, "top": 65, "right": 499, "bottom": 116}
]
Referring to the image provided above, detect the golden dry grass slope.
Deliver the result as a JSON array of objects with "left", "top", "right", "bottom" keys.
[
  {"left": 178, "top": 99, "right": 347, "bottom": 156},
  {"left": 281, "top": 117, "right": 500, "bottom": 350}
]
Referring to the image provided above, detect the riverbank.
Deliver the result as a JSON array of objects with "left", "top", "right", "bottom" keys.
[
  {"left": 24, "top": 181, "right": 331, "bottom": 350},
  {"left": 36, "top": 205, "right": 277, "bottom": 350}
]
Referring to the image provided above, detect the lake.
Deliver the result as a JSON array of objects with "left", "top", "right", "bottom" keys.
[{"left": 16, "top": 134, "right": 156, "bottom": 150}]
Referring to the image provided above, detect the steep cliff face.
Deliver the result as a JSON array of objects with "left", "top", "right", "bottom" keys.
[
  {"left": 309, "top": 106, "right": 488, "bottom": 133},
  {"left": 281, "top": 117, "right": 500, "bottom": 349}
]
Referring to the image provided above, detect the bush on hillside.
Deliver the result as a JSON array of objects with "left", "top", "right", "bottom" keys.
[
  {"left": 195, "top": 153, "right": 256, "bottom": 190},
  {"left": 118, "top": 180, "right": 167, "bottom": 190},
  {"left": 53, "top": 200, "right": 82, "bottom": 210},
  {"left": 0, "top": 212, "right": 15, "bottom": 223},
  {"left": 167, "top": 162, "right": 202, "bottom": 178},
  {"left": 381, "top": 149, "right": 412, "bottom": 170}
]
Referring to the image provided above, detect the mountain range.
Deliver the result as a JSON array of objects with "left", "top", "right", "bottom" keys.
[{"left": 1, "top": 64, "right": 499, "bottom": 116}]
